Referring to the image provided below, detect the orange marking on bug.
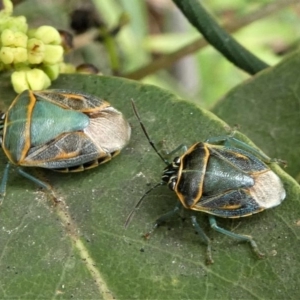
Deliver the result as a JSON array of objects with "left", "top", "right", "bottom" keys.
[
  {"left": 221, "top": 204, "right": 242, "bottom": 210},
  {"left": 54, "top": 150, "right": 81, "bottom": 160},
  {"left": 230, "top": 151, "right": 248, "bottom": 160},
  {"left": 176, "top": 143, "right": 210, "bottom": 208},
  {"left": 21, "top": 90, "right": 36, "bottom": 162}
]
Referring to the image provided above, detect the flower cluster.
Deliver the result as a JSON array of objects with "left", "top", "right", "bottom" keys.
[{"left": 0, "top": 0, "right": 65, "bottom": 93}]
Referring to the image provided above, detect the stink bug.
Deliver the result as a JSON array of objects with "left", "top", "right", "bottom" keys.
[
  {"left": 125, "top": 101, "right": 286, "bottom": 264},
  {"left": 0, "top": 89, "right": 131, "bottom": 202}
]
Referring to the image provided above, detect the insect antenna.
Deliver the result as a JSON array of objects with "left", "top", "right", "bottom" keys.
[
  {"left": 131, "top": 100, "right": 169, "bottom": 165},
  {"left": 124, "top": 182, "right": 163, "bottom": 228},
  {"left": 125, "top": 101, "right": 170, "bottom": 228}
]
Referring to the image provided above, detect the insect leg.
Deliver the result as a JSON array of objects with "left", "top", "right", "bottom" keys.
[
  {"left": 18, "top": 168, "right": 58, "bottom": 203},
  {"left": 145, "top": 202, "right": 181, "bottom": 238},
  {"left": 208, "top": 215, "right": 264, "bottom": 258},
  {"left": 163, "top": 144, "right": 188, "bottom": 158},
  {"left": 191, "top": 216, "right": 213, "bottom": 264},
  {"left": 0, "top": 163, "right": 10, "bottom": 205}
]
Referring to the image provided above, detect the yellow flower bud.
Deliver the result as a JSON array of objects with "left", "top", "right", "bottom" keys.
[
  {"left": 13, "top": 31, "right": 28, "bottom": 47},
  {"left": 0, "top": 46, "right": 14, "bottom": 64},
  {"left": 43, "top": 44, "right": 63, "bottom": 64},
  {"left": 26, "top": 68, "right": 51, "bottom": 90},
  {"left": 11, "top": 70, "right": 28, "bottom": 93},
  {"left": 27, "top": 38, "right": 45, "bottom": 64},
  {"left": 59, "top": 62, "right": 76, "bottom": 74},
  {"left": 1, "top": 0, "right": 13, "bottom": 16},
  {"left": 2, "top": 16, "right": 28, "bottom": 33},
  {"left": 11, "top": 68, "right": 51, "bottom": 93},
  {"left": 1, "top": 29, "right": 14, "bottom": 46},
  {"left": 1, "top": 29, "right": 27, "bottom": 47},
  {"left": 42, "top": 63, "right": 60, "bottom": 80},
  {"left": 32, "top": 25, "right": 62, "bottom": 45},
  {"left": 12, "top": 47, "right": 27, "bottom": 63}
]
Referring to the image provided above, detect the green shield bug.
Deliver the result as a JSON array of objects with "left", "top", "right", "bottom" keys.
[
  {"left": 125, "top": 101, "right": 286, "bottom": 264},
  {"left": 0, "top": 89, "right": 131, "bottom": 203}
]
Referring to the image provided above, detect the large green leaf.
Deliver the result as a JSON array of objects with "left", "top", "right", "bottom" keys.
[
  {"left": 212, "top": 51, "right": 300, "bottom": 180},
  {"left": 0, "top": 68, "right": 299, "bottom": 299}
]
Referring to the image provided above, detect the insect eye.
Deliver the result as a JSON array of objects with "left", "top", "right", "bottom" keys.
[{"left": 173, "top": 157, "right": 181, "bottom": 166}]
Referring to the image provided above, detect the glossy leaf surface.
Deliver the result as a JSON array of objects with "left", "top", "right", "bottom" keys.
[{"left": 0, "top": 60, "right": 299, "bottom": 299}]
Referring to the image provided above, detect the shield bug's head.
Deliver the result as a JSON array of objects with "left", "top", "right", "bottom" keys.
[{"left": 162, "top": 157, "right": 181, "bottom": 191}]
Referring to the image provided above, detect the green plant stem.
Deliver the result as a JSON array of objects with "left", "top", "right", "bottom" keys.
[
  {"left": 99, "top": 26, "right": 120, "bottom": 74},
  {"left": 172, "top": 0, "right": 269, "bottom": 75}
]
